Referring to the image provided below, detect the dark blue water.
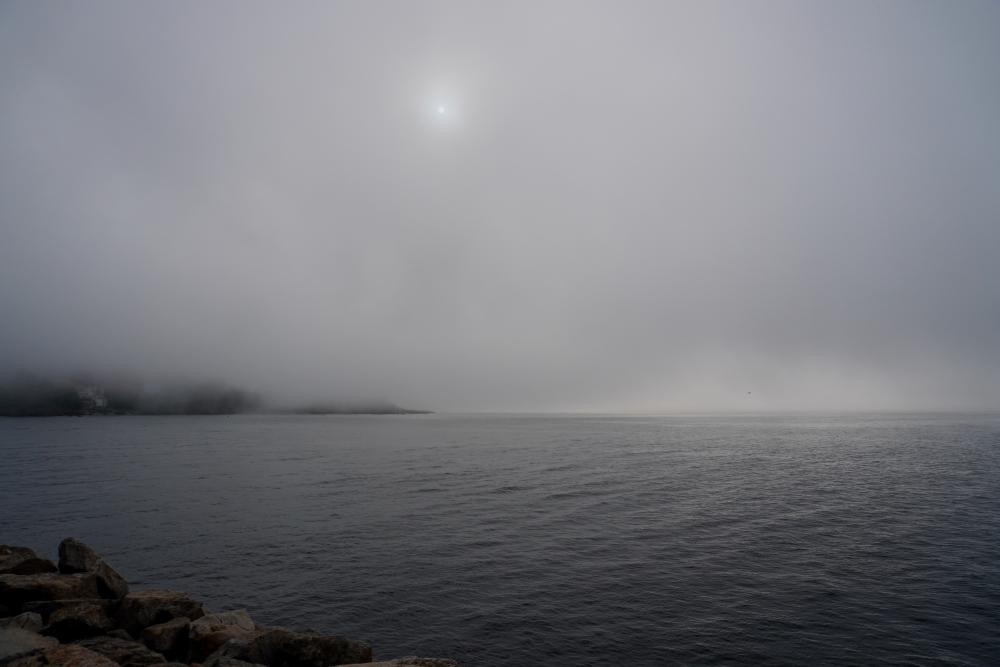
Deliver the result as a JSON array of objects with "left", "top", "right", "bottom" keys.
[{"left": 1, "top": 414, "right": 999, "bottom": 666}]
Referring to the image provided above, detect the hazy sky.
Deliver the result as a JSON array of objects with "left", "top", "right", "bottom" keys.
[{"left": 1, "top": 1, "right": 998, "bottom": 411}]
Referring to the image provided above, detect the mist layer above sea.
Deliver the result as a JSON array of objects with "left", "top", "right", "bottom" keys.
[{"left": 1, "top": 413, "right": 998, "bottom": 666}]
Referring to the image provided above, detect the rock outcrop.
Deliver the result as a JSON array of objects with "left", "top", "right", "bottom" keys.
[
  {"left": 139, "top": 619, "right": 188, "bottom": 662},
  {"left": 0, "top": 549, "right": 58, "bottom": 578},
  {"left": 116, "top": 593, "right": 202, "bottom": 640},
  {"left": 341, "top": 661, "right": 457, "bottom": 667},
  {"left": 8, "top": 644, "right": 119, "bottom": 667},
  {"left": 0, "top": 576, "right": 101, "bottom": 615},
  {"left": 0, "top": 615, "right": 43, "bottom": 634},
  {"left": 73, "top": 637, "right": 166, "bottom": 667},
  {"left": 0, "top": 541, "right": 454, "bottom": 667},
  {"left": 20, "top": 603, "right": 117, "bottom": 627},
  {"left": 0, "top": 627, "right": 59, "bottom": 666},
  {"left": 203, "top": 627, "right": 372, "bottom": 667},
  {"left": 186, "top": 613, "right": 254, "bottom": 663},
  {"left": 57, "top": 543, "right": 128, "bottom": 602},
  {"left": 206, "top": 657, "right": 266, "bottom": 667},
  {"left": 41, "top": 603, "right": 116, "bottom": 642}
]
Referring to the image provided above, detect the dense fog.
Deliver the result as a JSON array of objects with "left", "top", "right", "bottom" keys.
[{"left": 1, "top": 2, "right": 998, "bottom": 411}]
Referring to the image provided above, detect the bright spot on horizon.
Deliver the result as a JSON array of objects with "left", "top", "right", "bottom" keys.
[{"left": 438, "top": 106, "right": 445, "bottom": 114}]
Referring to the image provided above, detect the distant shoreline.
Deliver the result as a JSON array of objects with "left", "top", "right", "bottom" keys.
[{"left": 0, "top": 373, "right": 430, "bottom": 417}]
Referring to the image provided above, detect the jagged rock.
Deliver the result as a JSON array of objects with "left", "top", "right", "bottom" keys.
[
  {"left": 187, "top": 612, "right": 254, "bottom": 663},
  {"left": 341, "top": 661, "right": 455, "bottom": 667},
  {"left": 0, "top": 615, "right": 43, "bottom": 634},
  {"left": 140, "top": 618, "right": 189, "bottom": 661},
  {"left": 115, "top": 592, "right": 203, "bottom": 639},
  {"left": 204, "top": 627, "right": 371, "bottom": 667},
  {"left": 89, "top": 567, "right": 126, "bottom": 604},
  {"left": 21, "top": 602, "right": 117, "bottom": 626},
  {"left": 2, "top": 655, "right": 42, "bottom": 667},
  {"left": 56, "top": 542, "right": 128, "bottom": 601},
  {"left": 57, "top": 541, "right": 99, "bottom": 576},
  {"left": 73, "top": 637, "right": 166, "bottom": 667},
  {"left": 0, "top": 627, "right": 59, "bottom": 666},
  {"left": 0, "top": 565, "right": 57, "bottom": 579},
  {"left": 0, "top": 549, "right": 56, "bottom": 578},
  {"left": 41, "top": 602, "right": 115, "bottom": 642},
  {"left": 103, "top": 632, "right": 133, "bottom": 642},
  {"left": 0, "top": 575, "right": 101, "bottom": 614},
  {"left": 207, "top": 658, "right": 266, "bottom": 667},
  {"left": 9, "top": 645, "right": 119, "bottom": 667}
]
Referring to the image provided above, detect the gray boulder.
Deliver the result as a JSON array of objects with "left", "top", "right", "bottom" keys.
[
  {"left": 140, "top": 618, "right": 189, "bottom": 661},
  {"left": 41, "top": 601, "right": 115, "bottom": 642},
  {"left": 56, "top": 541, "right": 128, "bottom": 601},
  {"left": 104, "top": 631, "right": 134, "bottom": 642},
  {"left": 0, "top": 574, "right": 101, "bottom": 614},
  {"left": 56, "top": 541, "right": 99, "bottom": 576},
  {"left": 187, "top": 612, "right": 254, "bottom": 663},
  {"left": 8, "top": 645, "right": 118, "bottom": 667},
  {"left": 0, "top": 615, "right": 42, "bottom": 634},
  {"left": 0, "top": 549, "right": 57, "bottom": 578},
  {"left": 73, "top": 637, "right": 167, "bottom": 667},
  {"left": 0, "top": 627, "right": 59, "bottom": 666},
  {"left": 341, "top": 661, "right": 455, "bottom": 667},
  {"left": 21, "top": 601, "right": 118, "bottom": 625},
  {"left": 115, "top": 591, "right": 203, "bottom": 639},
  {"left": 1, "top": 654, "right": 42, "bottom": 667},
  {"left": 204, "top": 627, "right": 371, "bottom": 667},
  {"left": 208, "top": 658, "right": 267, "bottom": 667}
]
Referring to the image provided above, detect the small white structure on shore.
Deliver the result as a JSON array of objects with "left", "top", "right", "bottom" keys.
[{"left": 77, "top": 386, "right": 107, "bottom": 409}]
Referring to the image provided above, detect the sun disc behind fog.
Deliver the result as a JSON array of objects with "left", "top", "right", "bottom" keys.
[{"left": 438, "top": 106, "right": 445, "bottom": 114}]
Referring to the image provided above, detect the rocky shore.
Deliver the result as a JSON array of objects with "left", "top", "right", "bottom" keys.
[{"left": 0, "top": 541, "right": 455, "bottom": 667}]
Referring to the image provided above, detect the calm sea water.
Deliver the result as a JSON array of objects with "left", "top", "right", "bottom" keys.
[{"left": 1, "top": 413, "right": 998, "bottom": 666}]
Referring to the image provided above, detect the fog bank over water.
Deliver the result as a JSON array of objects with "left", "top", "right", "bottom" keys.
[{"left": 1, "top": 2, "right": 998, "bottom": 412}]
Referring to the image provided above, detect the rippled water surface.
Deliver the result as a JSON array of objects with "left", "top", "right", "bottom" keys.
[{"left": 2, "top": 413, "right": 999, "bottom": 666}]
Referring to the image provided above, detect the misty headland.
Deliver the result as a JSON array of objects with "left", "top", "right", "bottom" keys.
[{"left": 0, "top": 372, "right": 429, "bottom": 417}]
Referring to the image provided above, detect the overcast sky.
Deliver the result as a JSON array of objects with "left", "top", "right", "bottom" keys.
[{"left": 1, "top": 1, "right": 998, "bottom": 411}]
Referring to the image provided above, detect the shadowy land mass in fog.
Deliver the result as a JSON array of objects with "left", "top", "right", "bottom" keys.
[{"left": 0, "top": 372, "right": 427, "bottom": 417}]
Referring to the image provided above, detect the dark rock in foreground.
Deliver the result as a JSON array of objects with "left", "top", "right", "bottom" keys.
[
  {"left": 41, "top": 602, "right": 116, "bottom": 642},
  {"left": 57, "top": 542, "right": 128, "bottom": 601},
  {"left": 8, "top": 644, "right": 118, "bottom": 667},
  {"left": 207, "top": 657, "right": 265, "bottom": 667},
  {"left": 0, "top": 627, "right": 59, "bottom": 666},
  {"left": 343, "top": 660, "right": 457, "bottom": 667},
  {"left": 116, "top": 592, "right": 203, "bottom": 640},
  {"left": 0, "top": 576, "right": 101, "bottom": 615},
  {"left": 204, "top": 627, "right": 371, "bottom": 667},
  {"left": 186, "top": 613, "right": 254, "bottom": 663},
  {"left": 0, "top": 540, "right": 456, "bottom": 667},
  {"left": 20, "top": 603, "right": 116, "bottom": 627},
  {"left": 0, "top": 615, "right": 42, "bottom": 634},
  {"left": 73, "top": 637, "right": 166, "bottom": 667},
  {"left": 140, "top": 619, "right": 188, "bottom": 661},
  {"left": 0, "top": 549, "right": 58, "bottom": 578},
  {"left": 55, "top": 543, "right": 99, "bottom": 578}
]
